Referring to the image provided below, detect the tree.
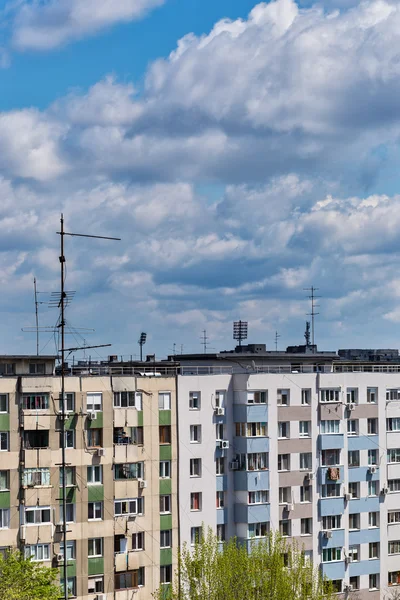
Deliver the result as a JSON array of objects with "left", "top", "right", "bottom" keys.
[
  {"left": 154, "top": 527, "right": 334, "bottom": 600},
  {"left": 0, "top": 549, "right": 60, "bottom": 600}
]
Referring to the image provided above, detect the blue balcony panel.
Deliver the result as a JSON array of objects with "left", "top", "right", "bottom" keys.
[
  {"left": 216, "top": 475, "right": 227, "bottom": 492},
  {"left": 234, "top": 470, "right": 270, "bottom": 492},
  {"left": 348, "top": 559, "right": 380, "bottom": 577},
  {"left": 320, "top": 561, "right": 346, "bottom": 580},
  {"left": 349, "top": 528, "right": 381, "bottom": 545},
  {"left": 348, "top": 497, "right": 381, "bottom": 514},
  {"left": 319, "top": 529, "right": 345, "bottom": 549},
  {"left": 348, "top": 467, "right": 380, "bottom": 483},
  {"left": 318, "top": 466, "right": 344, "bottom": 485},
  {"left": 233, "top": 404, "right": 268, "bottom": 423},
  {"left": 234, "top": 502, "right": 270, "bottom": 524},
  {"left": 319, "top": 434, "right": 344, "bottom": 450},
  {"left": 241, "top": 537, "right": 268, "bottom": 552},
  {"left": 216, "top": 508, "right": 228, "bottom": 525},
  {"left": 318, "top": 498, "right": 345, "bottom": 517},
  {"left": 348, "top": 436, "right": 380, "bottom": 451},
  {"left": 234, "top": 437, "right": 269, "bottom": 454}
]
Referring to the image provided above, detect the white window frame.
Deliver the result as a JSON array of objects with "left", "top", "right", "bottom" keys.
[
  {"left": 160, "top": 530, "right": 171, "bottom": 549},
  {"left": 190, "top": 425, "right": 201, "bottom": 443},
  {"left": 159, "top": 461, "right": 171, "bottom": 479},
  {"left": 189, "top": 392, "right": 201, "bottom": 410},
  {"left": 320, "top": 420, "right": 340, "bottom": 434},
  {"left": 88, "top": 538, "right": 103, "bottom": 558},
  {"left": 301, "top": 389, "right": 311, "bottom": 405},
  {"left": 86, "top": 392, "right": 102, "bottom": 412},
  {"left": 24, "top": 506, "right": 51, "bottom": 526},
  {"left": 88, "top": 501, "right": 103, "bottom": 521},
  {"left": 158, "top": 392, "right": 171, "bottom": 410},
  {"left": 320, "top": 389, "right": 340, "bottom": 403},
  {"left": 87, "top": 465, "right": 102, "bottom": 484},
  {"left": 0, "top": 509, "right": 9, "bottom": 529},
  {"left": 0, "top": 395, "right": 8, "bottom": 413},
  {"left": 0, "top": 432, "right": 8, "bottom": 451},
  {"left": 25, "top": 543, "right": 50, "bottom": 562},
  {"left": 299, "top": 421, "right": 311, "bottom": 438},
  {"left": 190, "top": 458, "right": 201, "bottom": 477}
]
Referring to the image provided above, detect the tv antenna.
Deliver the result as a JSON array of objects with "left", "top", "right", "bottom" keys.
[
  {"left": 138, "top": 332, "right": 147, "bottom": 362},
  {"left": 57, "top": 214, "right": 120, "bottom": 600},
  {"left": 201, "top": 330, "right": 209, "bottom": 354},
  {"left": 303, "top": 286, "right": 320, "bottom": 347},
  {"left": 33, "top": 277, "right": 47, "bottom": 355},
  {"left": 233, "top": 320, "right": 248, "bottom": 347},
  {"left": 275, "top": 331, "right": 281, "bottom": 351}
]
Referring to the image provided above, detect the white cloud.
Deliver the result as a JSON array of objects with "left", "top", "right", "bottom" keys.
[{"left": 12, "top": 0, "right": 165, "bottom": 50}]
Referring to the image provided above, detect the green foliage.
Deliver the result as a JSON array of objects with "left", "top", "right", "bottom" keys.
[
  {"left": 0, "top": 549, "right": 60, "bottom": 600},
  {"left": 154, "top": 527, "right": 334, "bottom": 600}
]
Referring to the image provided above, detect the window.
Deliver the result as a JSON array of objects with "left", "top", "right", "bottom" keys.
[
  {"left": 320, "top": 389, "right": 340, "bottom": 403},
  {"left": 87, "top": 465, "right": 102, "bottom": 484},
  {"left": 88, "top": 576, "right": 104, "bottom": 594},
  {"left": 25, "top": 544, "right": 50, "bottom": 562},
  {"left": 159, "top": 461, "right": 171, "bottom": 478},
  {"left": 0, "top": 509, "right": 9, "bottom": 529},
  {"left": 87, "top": 392, "right": 102, "bottom": 412},
  {"left": 24, "top": 506, "right": 51, "bottom": 525},
  {"left": 348, "top": 545, "right": 359, "bottom": 562},
  {"left": 160, "top": 565, "right": 172, "bottom": 585},
  {"left": 322, "top": 515, "right": 341, "bottom": 530},
  {"left": 158, "top": 392, "right": 171, "bottom": 410},
  {"left": 278, "top": 422, "right": 289, "bottom": 438},
  {"left": 60, "top": 503, "right": 75, "bottom": 523},
  {"left": 60, "top": 392, "right": 75, "bottom": 412},
  {"left": 248, "top": 522, "right": 269, "bottom": 538},
  {"left": 389, "top": 541, "right": 400, "bottom": 555},
  {"left": 88, "top": 538, "right": 103, "bottom": 558},
  {"left": 23, "top": 468, "right": 50, "bottom": 487},
  {"left": 60, "top": 467, "right": 75, "bottom": 487},
  {"left": 216, "top": 491, "right": 225, "bottom": 508},
  {"left": 367, "top": 387, "right": 377, "bottom": 403},
  {"left": 0, "top": 432, "right": 9, "bottom": 451},
  {"left": 321, "top": 483, "right": 341, "bottom": 498},
  {"left": 388, "top": 449, "right": 400, "bottom": 463},
  {"left": 236, "top": 422, "right": 267, "bottom": 437},
  {"left": 113, "top": 391, "right": 142, "bottom": 410},
  {"left": 331, "top": 581, "right": 342, "bottom": 593},
  {"left": 322, "top": 548, "right": 341, "bottom": 562},
  {"left": 368, "top": 449, "right": 378, "bottom": 465},
  {"left": 299, "top": 421, "right": 311, "bottom": 437},
  {"left": 0, "top": 471, "right": 8, "bottom": 491},
  {"left": 159, "top": 495, "right": 171, "bottom": 514},
  {"left": 190, "top": 425, "right": 201, "bottom": 443},
  {"left": 248, "top": 490, "right": 268, "bottom": 504},
  {"left": 369, "top": 542, "right": 379, "bottom": 559},
  {"left": 387, "top": 389, "right": 400, "bottom": 401},
  {"left": 114, "top": 498, "right": 143, "bottom": 517},
  {"left": 245, "top": 452, "right": 268, "bottom": 471},
  {"left": 159, "top": 426, "right": 171, "bottom": 445},
  {"left": 277, "top": 389, "right": 290, "bottom": 406},
  {"left": 369, "top": 512, "right": 379, "bottom": 528},
  {"left": 115, "top": 463, "right": 144, "bottom": 480},
  {"left": 160, "top": 530, "right": 171, "bottom": 549},
  {"left": 247, "top": 391, "right": 267, "bottom": 404},
  {"left": 0, "top": 395, "right": 8, "bottom": 413},
  {"left": 190, "top": 458, "right": 201, "bottom": 477},
  {"left": 29, "top": 362, "right": 45, "bottom": 374},
  {"left": 320, "top": 420, "right": 340, "bottom": 434},
  {"left": 300, "top": 453, "right": 312, "bottom": 470},
  {"left": 369, "top": 574, "right": 379, "bottom": 590},
  {"left": 132, "top": 532, "right": 145, "bottom": 551},
  {"left": 349, "top": 482, "right": 359, "bottom": 499},
  {"left": 389, "top": 572, "right": 400, "bottom": 586},
  {"left": 215, "top": 391, "right": 225, "bottom": 407},
  {"left": 217, "top": 524, "right": 226, "bottom": 542},
  {"left": 115, "top": 568, "right": 145, "bottom": 590},
  {"left": 279, "top": 520, "right": 291, "bottom": 537},
  {"left": 216, "top": 457, "right": 225, "bottom": 475},
  {"left": 61, "top": 577, "right": 76, "bottom": 598},
  {"left": 22, "top": 394, "right": 49, "bottom": 410},
  {"left": 60, "top": 429, "right": 75, "bottom": 449},
  {"left": 388, "top": 418, "right": 400, "bottom": 432},
  {"left": 368, "top": 418, "right": 378, "bottom": 435},
  {"left": 87, "top": 429, "right": 102, "bottom": 448},
  {"left": 0, "top": 363, "right": 14, "bottom": 375},
  {"left": 321, "top": 449, "right": 340, "bottom": 466},
  {"left": 301, "top": 518, "right": 312, "bottom": 535},
  {"left": 60, "top": 541, "right": 76, "bottom": 561},
  {"left": 278, "top": 454, "right": 290, "bottom": 471},
  {"left": 191, "top": 527, "right": 202, "bottom": 545},
  {"left": 216, "top": 423, "right": 224, "bottom": 441},
  {"left": 349, "top": 513, "right": 360, "bottom": 530},
  {"left": 301, "top": 389, "right": 311, "bottom": 405},
  {"left": 279, "top": 487, "right": 291, "bottom": 504},
  {"left": 189, "top": 392, "right": 201, "bottom": 410},
  {"left": 347, "top": 420, "right": 358, "bottom": 436},
  {"left": 346, "top": 388, "right": 358, "bottom": 404},
  {"left": 389, "top": 479, "right": 400, "bottom": 492},
  {"left": 191, "top": 492, "right": 202, "bottom": 511},
  {"left": 368, "top": 480, "right": 379, "bottom": 497},
  {"left": 389, "top": 511, "right": 400, "bottom": 524},
  {"left": 349, "top": 576, "right": 360, "bottom": 591},
  {"left": 348, "top": 450, "right": 359, "bottom": 467},
  {"left": 88, "top": 502, "right": 103, "bottom": 520},
  {"left": 300, "top": 484, "right": 312, "bottom": 503}
]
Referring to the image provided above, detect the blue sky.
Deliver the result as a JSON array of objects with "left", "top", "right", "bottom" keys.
[{"left": 1, "top": 0, "right": 400, "bottom": 360}]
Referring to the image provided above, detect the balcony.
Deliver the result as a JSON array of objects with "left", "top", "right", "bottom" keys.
[
  {"left": 318, "top": 497, "right": 345, "bottom": 517},
  {"left": 320, "top": 561, "right": 346, "bottom": 580},
  {"left": 318, "top": 434, "right": 344, "bottom": 450},
  {"left": 233, "top": 437, "right": 269, "bottom": 454},
  {"left": 234, "top": 503, "right": 270, "bottom": 523},
  {"left": 348, "top": 559, "right": 380, "bottom": 577},
  {"left": 319, "top": 528, "right": 345, "bottom": 549},
  {"left": 233, "top": 404, "right": 268, "bottom": 423},
  {"left": 348, "top": 436, "right": 380, "bottom": 451},
  {"left": 318, "top": 466, "right": 344, "bottom": 485},
  {"left": 348, "top": 496, "right": 381, "bottom": 514},
  {"left": 348, "top": 527, "right": 380, "bottom": 545},
  {"left": 234, "top": 469, "right": 269, "bottom": 491},
  {"left": 114, "top": 445, "right": 139, "bottom": 463}
]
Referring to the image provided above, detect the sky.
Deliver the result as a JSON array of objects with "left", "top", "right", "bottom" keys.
[{"left": 1, "top": 0, "right": 400, "bottom": 361}]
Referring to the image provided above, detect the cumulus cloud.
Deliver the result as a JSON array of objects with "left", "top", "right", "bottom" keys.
[{"left": 11, "top": 0, "right": 165, "bottom": 50}]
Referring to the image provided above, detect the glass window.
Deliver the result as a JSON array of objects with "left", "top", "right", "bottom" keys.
[
  {"left": 320, "top": 389, "right": 340, "bottom": 403},
  {"left": 299, "top": 421, "right": 311, "bottom": 437},
  {"left": 115, "top": 568, "right": 144, "bottom": 590},
  {"left": 349, "top": 514, "right": 360, "bottom": 530},
  {"left": 60, "top": 541, "right": 76, "bottom": 561},
  {"left": 349, "top": 576, "right": 360, "bottom": 591},
  {"left": 60, "top": 503, "right": 75, "bottom": 524},
  {"left": 389, "top": 479, "right": 400, "bottom": 492},
  {"left": 367, "top": 388, "right": 377, "bottom": 404},
  {"left": 113, "top": 391, "right": 142, "bottom": 410},
  {"left": 190, "top": 458, "right": 201, "bottom": 477},
  {"left": 278, "top": 454, "right": 290, "bottom": 471},
  {"left": 321, "top": 483, "right": 341, "bottom": 497},
  {"left": 159, "top": 426, "right": 171, "bottom": 445},
  {"left": 322, "top": 548, "right": 341, "bottom": 562},
  {"left": 369, "top": 574, "right": 379, "bottom": 590},
  {"left": 321, "top": 449, "right": 340, "bottom": 466},
  {"left": 160, "top": 530, "right": 171, "bottom": 549},
  {"left": 216, "top": 423, "right": 224, "bottom": 441},
  {"left": 369, "top": 542, "right": 379, "bottom": 559},
  {"left": 88, "top": 538, "right": 103, "bottom": 558},
  {"left": 388, "top": 449, "right": 400, "bottom": 463},
  {"left": 24, "top": 506, "right": 51, "bottom": 525},
  {"left": 60, "top": 577, "right": 76, "bottom": 598},
  {"left": 387, "top": 418, "right": 400, "bottom": 432},
  {"left": 216, "top": 457, "right": 225, "bottom": 475},
  {"left": 248, "top": 490, "right": 268, "bottom": 504},
  {"left": 389, "top": 512, "right": 400, "bottom": 524},
  {"left": 301, "top": 518, "right": 312, "bottom": 535},
  {"left": 0, "top": 509, "right": 9, "bottom": 529},
  {"left": 389, "top": 541, "right": 400, "bottom": 555},
  {"left": 0, "top": 432, "right": 9, "bottom": 451},
  {"left": 322, "top": 515, "right": 341, "bottom": 530},
  {"left": 346, "top": 388, "right": 358, "bottom": 404},
  {"left": 86, "top": 392, "right": 102, "bottom": 412},
  {"left": 160, "top": 565, "right": 172, "bottom": 584},
  {"left": 247, "top": 391, "right": 267, "bottom": 404},
  {"left": 368, "top": 418, "right": 378, "bottom": 435},
  {"left": 60, "top": 467, "right": 75, "bottom": 487},
  {"left": 348, "top": 546, "right": 359, "bottom": 562},
  {"left": 348, "top": 450, "right": 359, "bottom": 467},
  {"left": 300, "top": 453, "right": 312, "bottom": 470},
  {"left": 88, "top": 576, "right": 104, "bottom": 594},
  {"left": 190, "top": 492, "right": 202, "bottom": 511},
  {"left": 301, "top": 389, "right": 311, "bottom": 405},
  {"left": 60, "top": 429, "right": 75, "bottom": 449},
  {"left": 132, "top": 532, "right": 145, "bottom": 551},
  {"left": 87, "top": 465, "right": 102, "bottom": 484},
  {"left": 320, "top": 420, "right": 340, "bottom": 434},
  {"left": 114, "top": 498, "right": 143, "bottom": 517},
  {"left": 23, "top": 468, "right": 50, "bottom": 487},
  {"left": 215, "top": 391, "right": 225, "bottom": 407},
  {"left": 189, "top": 392, "right": 201, "bottom": 410},
  {"left": 279, "top": 487, "right": 291, "bottom": 504},
  {"left": 369, "top": 512, "right": 379, "bottom": 528},
  {"left": 347, "top": 420, "right": 358, "bottom": 436},
  {"left": 368, "top": 480, "right": 379, "bottom": 497},
  {"left": 217, "top": 524, "right": 226, "bottom": 542},
  {"left": 279, "top": 520, "right": 291, "bottom": 537},
  {"left": 114, "top": 463, "right": 144, "bottom": 480},
  {"left": 22, "top": 394, "right": 49, "bottom": 410},
  {"left": 248, "top": 522, "right": 269, "bottom": 538},
  {"left": 278, "top": 422, "right": 289, "bottom": 438},
  {"left": 24, "top": 543, "right": 50, "bottom": 561},
  {"left": 216, "top": 491, "right": 225, "bottom": 508},
  {"left": 0, "top": 471, "right": 8, "bottom": 491},
  {"left": 87, "top": 429, "right": 102, "bottom": 448},
  {"left": 0, "top": 395, "right": 8, "bottom": 413},
  {"left": 88, "top": 502, "right": 103, "bottom": 520},
  {"left": 190, "top": 425, "right": 201, "bottom": 443},
  {"left": 158, "top": 392, "right": 171, "bottom": 410},
  {"left": 300, "top": 484, "right": 312, "bottom": 503},
  {"left": 190, "top": 527, "right": 202, "bottom": 545},
  {"left": 159, "top": 495, "right": 171, "bottom": 514},
  {"left": 277, "top": 389, "right": 290, "bottom": 406},
  {"left": 349, "top": 482, "right": 359, "bottom": 499},
  {"left": 368, "top": 450, "right": 378, "bottom": 465}
]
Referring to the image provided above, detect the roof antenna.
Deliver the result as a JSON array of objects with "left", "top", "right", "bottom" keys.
[
  {"left": 304, "top": 321, "right": 311, "bottom": 347},
  {"left": 275, "top": 331, "right": 281, "bottom": 352},
  {"left": 233, "top": 320, "right": 248, "bottom": 347},
  {"left": 303, "top": 286, "right": 320, "bottom": 348}
]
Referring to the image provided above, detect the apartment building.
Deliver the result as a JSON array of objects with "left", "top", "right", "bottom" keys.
[
  {"left": 176, "top": 344, "right": 400, "bottom": 600},
  {"left": 0, "top": 355, "right": 178, "bottom": 600}
]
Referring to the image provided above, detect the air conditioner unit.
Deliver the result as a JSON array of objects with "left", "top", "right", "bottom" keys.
[
  {"left": 344, "top": 493, "right": 351, "bottom": 502},
  {"left": 58, "top": 413, "right": 68, "bottom": 420},
  {"left": 88, "top": 412, "right": 96, "bottom": 420},
  {"left": 215, "top": 407, "right": 225, "bottom": 416},
  {"left": 96, "top": 448, "right": 106, "bottom": 457},
  {"left": 305, "top": 472, "right": 314, "bottom": 481},
  {"left": 323, "top": 530, "right": 332, "bottom": 539},
  {"left": 347, "top": 404, "right": 355, "bottom": 411},
  {"left": 96, "top": 595, "right": 106, "bottom": 600},
  {"left": 220, "top": 440, "right": 229, "bottom": 449},
  {"left": 55, "top": 524, "right": 63, "bottom": 533},
  {"left": 138, "top": 479, "right": 147, "bottom": 489},
  {"left": 56, "top": 553, "right": 63, "bottom": 562},
  {"left": 230, "top": 461, "right": 239, "bottom": 470},
  {"left": 381, "top": 486, "right": 388, "bottom": 495},
  {"left": 369, "top": 466, "right": 377, "bottom": 474},
  {"left": 345, "top": 584, "right": 353, "bottom": 592}
]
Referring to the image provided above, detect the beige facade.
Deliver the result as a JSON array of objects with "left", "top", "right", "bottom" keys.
[{"left": 0, "top": 357, "right": 177, "bottom": 600}]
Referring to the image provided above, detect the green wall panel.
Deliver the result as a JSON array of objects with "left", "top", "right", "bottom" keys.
[
  {"left": 160, "top": 514, "right": 172, "bottom": 530},
  {"left": 0, "top": 492, "right": 10, "bottom": 509},
  {"left": 159, "top": 479, "right": 172, "bottom": 495},
  {"left": 160, "top": 548, "right": 172, "bottom": 566},
  {"left": 88, "top": 485, "right": 104, "bottom": 502},
  {"left": 65, "top": 415, "right": 77, "bottom": 430},
  {"left": 159, "top": 445, "right": 172, "bottom": 461},
  {"left": 137, "top": 411, "right": 143, "bottom": 427},
  {"left": 88, "top": 557, "right": 104, "bottom": 576},
  {"left": 66, "top": 562, "right": 76, "bottom": 578},
  {"left": 0, "top": 414, "right": 10, "bottom": 431},
  {"left": 88, "top": 412, "right": 103, "bottom": 428},
  {"left": 159, "top": 411, "right": 171, "bottom": 425},
  {"left": 59, "top": 488, "right": 76, "bottom": 504}
]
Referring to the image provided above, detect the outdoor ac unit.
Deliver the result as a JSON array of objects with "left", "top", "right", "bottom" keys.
[
  {"left": 56, "top": 553, "right": 63, "bottom": 562},
  {"left": 88, "top": 412, "right": 96, "bottom": 420},
  {"left": 230, "top": 461, "right": 239, "bottom": 470},
  {"left": 344, "top": 493, "right": 351, "bottom": 502},
  {"left": 381, "top": 486, "right": 388, "bottom": 495},
  {"left": 369, "top": 466, "right": 377, "bottom": 474},
  {"left": 347, "top": 404, "right": 355, "bottom": 411},
  {"left": 284, "top": 504, "right": 294, "bottom": 512},
  {"left": 96, "top": 595, "right": 106, "bottom": 600},
  {"left": 345, "top": 584, "right": 353, "bottom": 592},
  {"left": 323, "top": 530, "right": 332, "bottom": 539},
  {"left": 58, "top": 413, "right": 68, "bottom": 420},
  {"left": 215, "top": 407, "right": 225, "bottom": 416},
  {"left": 138, "top": 479, "right": 147, "bottom": 489},
  {"left": 55, "top": 524, "right": 63, "bottom": 533},
  {"left": 305, "top": 472, "right": 314, "bottom": 481},
  {"left": 220, "top": 440, "right": 229, "bottom": 450},
  {"left": 96, "top": 448, "right": 106, "bottom": 457}
]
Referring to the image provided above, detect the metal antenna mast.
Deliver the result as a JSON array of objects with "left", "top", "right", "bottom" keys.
[
  {"left": 34, "top": 278, "right": 39, "bottom": 355},
  {"left": 275, "top": 331, "right": 281, "bottom": 352},
  {"left": 303, "top": 286, "right": 320, "bottom": 347},
  {"left": 201, "top": 330, "right": 209, "bottom": 354},
  {"left": 57, "top": 215, "right": 120, "bottom": 600}
]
